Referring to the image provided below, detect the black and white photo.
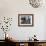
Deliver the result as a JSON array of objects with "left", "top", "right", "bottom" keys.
[{"left": 18, "top": 14, "right": 34, "bottom": 26}]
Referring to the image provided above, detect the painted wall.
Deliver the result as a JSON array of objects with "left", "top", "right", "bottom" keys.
[{"left": 0, "top": 0, "right": 46, "bottom": 40}]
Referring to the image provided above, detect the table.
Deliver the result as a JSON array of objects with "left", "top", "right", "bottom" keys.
[{"left": 5, "top": 39, "right": 46, "bottom": 46}]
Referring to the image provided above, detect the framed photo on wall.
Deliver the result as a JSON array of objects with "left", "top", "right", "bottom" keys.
[{"left": 18, "top": 14, "right": 34, "bottom": 26}]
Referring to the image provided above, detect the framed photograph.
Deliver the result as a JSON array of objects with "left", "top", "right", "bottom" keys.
[{"left": 18, "top": 14, "right": 34, "bottom": 26}]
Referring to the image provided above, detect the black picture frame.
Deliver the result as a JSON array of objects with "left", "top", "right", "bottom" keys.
[{"left": 18, "top": 14, "right": 34, "bottom": 27}]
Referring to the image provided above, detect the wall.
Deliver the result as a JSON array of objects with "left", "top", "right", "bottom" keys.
[{"left": 0, "top": 0, "right": 46, "bottom": 40}]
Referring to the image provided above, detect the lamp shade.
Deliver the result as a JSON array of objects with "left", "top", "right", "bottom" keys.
[{"left": 29, "top": 0, "right": 45, "bottom": 8}]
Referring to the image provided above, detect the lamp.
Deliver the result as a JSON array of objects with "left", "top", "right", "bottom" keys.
[{"left": 29, "top": 0, "right": 45, "bottom": 8}]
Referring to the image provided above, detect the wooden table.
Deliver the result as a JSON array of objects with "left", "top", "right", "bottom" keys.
[
  {"left": 13, "top": 40, "right": 46, "bottom": 46},
  {"left": 5, "top": 39, "right": 46, "bottom": 46}
]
